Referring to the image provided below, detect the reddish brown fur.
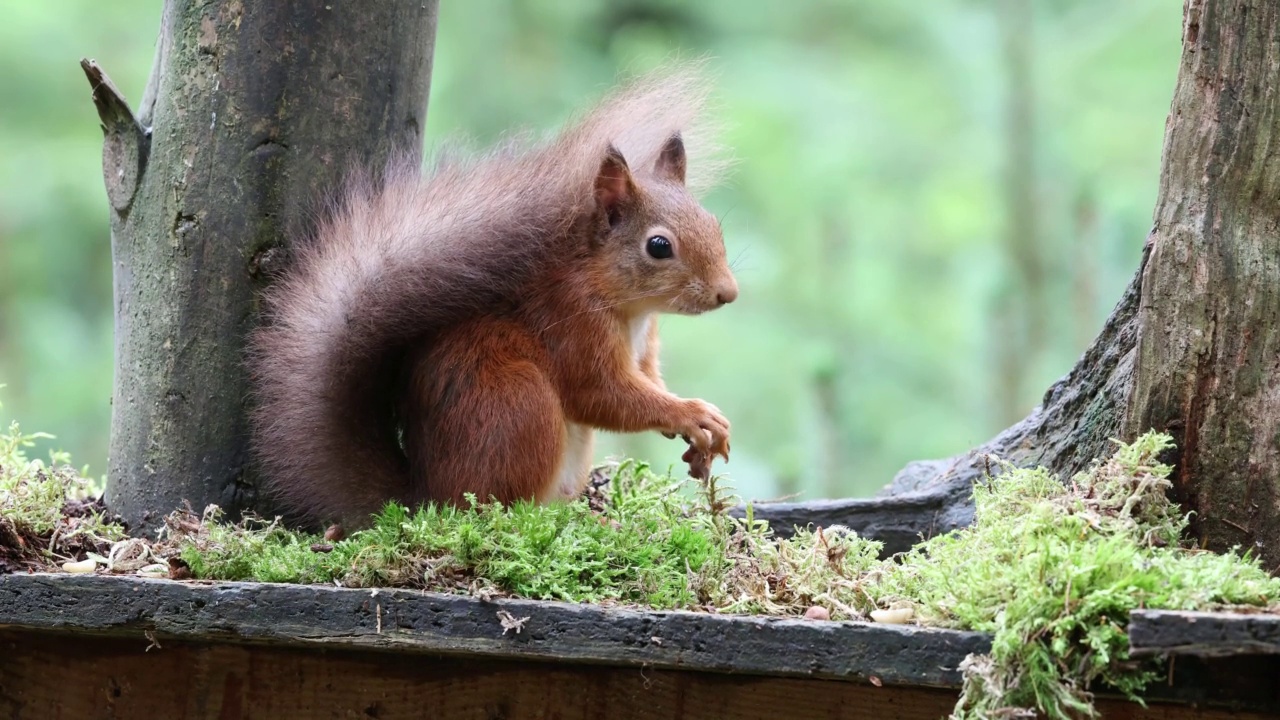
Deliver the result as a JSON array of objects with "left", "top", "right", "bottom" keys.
[
  {"left": 248, "top": 63, "right": 737, "bottom": 527},
  {"left": 401, "top": 319, "right": 563, "bottom": 506}
]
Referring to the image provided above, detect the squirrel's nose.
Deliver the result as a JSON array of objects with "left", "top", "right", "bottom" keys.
[{"left": 715, "top": 279, "right": 738, "bottom": 306}]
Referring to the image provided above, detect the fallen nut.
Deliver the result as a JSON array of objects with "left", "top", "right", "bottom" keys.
[
  {"left": 683, "top": 444, "right": 712, "bottom": 480},
  {"left": 803, "top": 606, "right": 831, "bottom": 621},
  {"left": 61, "top": 559, "right": 97, "bottom": 574},
  {"left": 869, "top": 607, "right": 914, "bottom": 624}
]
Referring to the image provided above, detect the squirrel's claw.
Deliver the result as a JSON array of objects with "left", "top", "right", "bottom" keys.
[{"left": 669, "top": 398, "right": 731, "bottom": 480}]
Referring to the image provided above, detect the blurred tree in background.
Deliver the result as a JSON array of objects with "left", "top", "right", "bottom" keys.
[{"left": 0, "top": 0, "right": 1180, "bottom": 502}]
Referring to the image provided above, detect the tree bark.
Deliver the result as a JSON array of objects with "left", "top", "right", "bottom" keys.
[
  {"left": 84, "top": 1, "right": 439, "bottom": 533},
  {"left": 1124, "top": 0, "right": 1280, "bottom": 564}
]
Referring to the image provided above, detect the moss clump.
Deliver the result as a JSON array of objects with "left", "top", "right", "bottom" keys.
[
  {"left": 0, "top": 387, "right": 126, "bottom": 571},
  {"left": 716, "top": 514, "right": 884, "bottom": 618},
  {"left": 175, "top": 461, "right": 739, "bottom": 609},
  {"left": 171, "top": 467, "right": 893, "bottom": 619},
  {"left": 871, "top": 432, "right": 1280, "bottom": 718}
]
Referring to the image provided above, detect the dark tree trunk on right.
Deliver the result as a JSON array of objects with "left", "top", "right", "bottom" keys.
[{"left": 1124, "top": 0, "right": 1280, "bottom": 562}]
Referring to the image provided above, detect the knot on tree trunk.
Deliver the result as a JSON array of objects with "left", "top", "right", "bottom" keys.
[{"left": 81, "top": 58, "right": 149, "bottom": 215}]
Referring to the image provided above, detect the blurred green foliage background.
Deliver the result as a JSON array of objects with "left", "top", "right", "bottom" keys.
[{"left": 0, "top": 1, "right": 1180, "bottom": 502}]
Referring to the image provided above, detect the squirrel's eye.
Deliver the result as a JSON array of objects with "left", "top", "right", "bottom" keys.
[{"left": 645, "top": 235, "right": 674, "bottom": 259}]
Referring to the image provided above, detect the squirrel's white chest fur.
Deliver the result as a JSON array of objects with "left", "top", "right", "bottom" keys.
[
  {"left": 628, "top": 313, "right": 654, "bottom": 364},
  {"left": 553, "top": 314, "right": 654, "bottom": 499}
]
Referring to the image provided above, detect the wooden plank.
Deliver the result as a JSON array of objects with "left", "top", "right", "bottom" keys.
[
  {"left": 0, "top": 630, "right": 960, "bottom": 720},
  {"left": 1130, "top": 609, "right": 1280, "bottom": 658},
  {"left": 1137, "top": 653, "right": 1280, "bottom": 712},
  {"left": 0, "top": 573, "right": 986, "bottom": 688},
  {"left": 0, "top": 630, "right": 1271, "bottom": 720},
  {"left": 732, "top": 487, "right": 971, "bottom": 555},
  {"left": 4, "top": 575, "right": 1277, "bottom": 715}
]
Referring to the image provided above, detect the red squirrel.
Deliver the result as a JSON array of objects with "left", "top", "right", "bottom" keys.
[{"left": 248, "top": 65, "right": 738, "bottom": 527}]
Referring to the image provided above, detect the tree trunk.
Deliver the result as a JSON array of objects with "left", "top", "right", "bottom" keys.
[
  {"left": 994, "top": 0, "right": 1045, "bottom": 426},
  {"left": 1124, "top": 0, "right": 1280, "bottom": 564},
  {"left": 872, "top": 0, "right": 1280, "bottom": 571},
  {"left": 83, "top": 1, "right": 439, "bottom": 533}
]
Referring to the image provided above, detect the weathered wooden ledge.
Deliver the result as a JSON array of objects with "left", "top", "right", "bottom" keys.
[
  {"left": 0, "top": 573, "right": 983, "bottom": 687},
  {"left": 5, "top": 573, "right": 1280, "bottom": 718},
  {"left": 733, "top": 487, "right": 969, "bottom": 555},
  {"left": 1129, "top": 609, "right": 1280, "bottom": 658}
]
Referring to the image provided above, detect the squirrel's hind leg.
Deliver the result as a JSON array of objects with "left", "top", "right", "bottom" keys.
[{"left": 401, "top": 319, "right": 566, "bottom": 507}]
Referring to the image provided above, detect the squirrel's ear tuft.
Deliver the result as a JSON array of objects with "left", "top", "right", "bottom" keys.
[
  {"left": 653, "top": 132, "right": 686, "bottom": 185},
  {"left": 595, "top": 144, "right": 635, "bottom": 226}
]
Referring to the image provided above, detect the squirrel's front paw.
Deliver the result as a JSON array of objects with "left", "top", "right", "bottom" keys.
[{"left": 672, "top": 399, "right": 731, "bottom": 462}]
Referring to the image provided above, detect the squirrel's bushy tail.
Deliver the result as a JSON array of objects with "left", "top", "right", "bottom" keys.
[{"left": 247, "top": 61, "right": 724, "bottom": 525}]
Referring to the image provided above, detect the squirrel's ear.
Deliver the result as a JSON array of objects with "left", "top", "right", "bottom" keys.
[
  {"left": 595, "top": 144, "right": 635, "bottom": 226},
  {"left": 653, "top": 132, "right": 686, "bottom": 185}
]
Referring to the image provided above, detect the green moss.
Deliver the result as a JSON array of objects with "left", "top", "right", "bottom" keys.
[
  {"left": 4, "top": 388, "right": 1279, "bottom": 720},
  {"left": 871, "top": 432, "right": 1280, "bottom": 718},
  {"left": 179, "top": 461, "right": 731, "bottom": 608},
  {"left": 0, "top": 385, "right": 126, "bottom": 566}
]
